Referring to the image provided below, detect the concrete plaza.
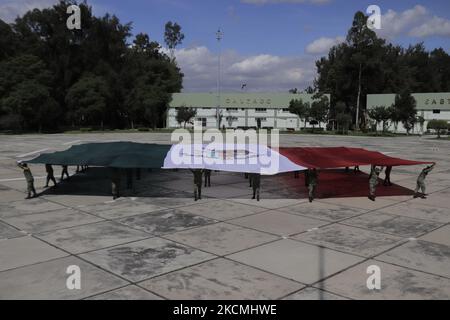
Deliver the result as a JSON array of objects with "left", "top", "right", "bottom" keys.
[{"left": 0, "top": 132, "right": 449, "bottom": 300}]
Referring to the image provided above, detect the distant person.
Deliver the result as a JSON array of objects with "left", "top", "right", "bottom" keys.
[
  {"left": 383, "top": 166, "right": 393, "bottom": 186},
  {"left": 308, "top": 168, "right": 318, "bottom": 203},
  {"left": 368, "top": 166, "right": 383, "bottom": 201},
  {"left": 60, "top": 165, "right": 69, "bottom": 181},
  {"left": 250, "top": 173, "right": 261, "bottom": 201},
  {"left": 304, "top": 170, "right": 309, "bottom": 187},
  {"left": 18, "top": 162, "right": 37, "bottom": 199},
  {"left": 204, "top": 169, "right": 211, "bottom": 187},
  {"left": 191, "top": 169, "right": 203, "bottom": 201},
  {"left": 414, "top": 163, "right": 436, "bottom": 199},
  {"left": 111, "top": 168, "right": 121, "bottom": 200},
  {"left": 44, "top": 164, "right": 57, "bottom": 188},
  {"left": 354, "top": 166, "right": 360, "bottom": 173}
]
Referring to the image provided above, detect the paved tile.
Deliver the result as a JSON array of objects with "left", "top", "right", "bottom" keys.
[
  {"left": 116, "top": 209, "right": 216, "bottom": 236},
  {"left": 80, "top": 238, "right": 216, "bottom": 282},
  {"left": 377, "top": 201, "right": 450, "bottom": 223},
  {"left": 0, "top": 236, "right": 68, "bottom": 272},
  {"left": 230, "top": 198, "right": 306, "bottom": 210},
  {"left": 140, "top": 258, "right": 303, "bottom": 300},
  {"left": 202, "top": 185, "right": 254, "bottom": 198},
  {"left": 0, "top": 221, "right": 26, "bottom": 239},
  {"left": 165, "top": 223, "right": 278, "bottom": 256},
  {"left": 0, "top": 198, "right": 66, "bottom": 218},
  {"left": 318, "top": 260, "right": 450, "bottom": 300},
  {"left": 134, "top": 192, "right": 207, "bottom": 208},
  {"left": 419, "top": 225, "right": 450, "bottom": 247},
  {"left": 0, "top": 256, "right": 127, "bottom": 299},
  {"left": 36, "top": 221, "right": 150, "bottom": 254},
  {"left": 376, "top": 240, "right": 450, "bottom": 278},
  {"left": 279, "top": 201, "right": 366, "bottom": 222},
  {"left": 87, "top": 285, "right": 162, "bottom": 300},
  {"left": 3, "top": 208, "right": 103, "bottom": 234},
  {"left": 177, "top": 199, "right": 267, "bottom": 221},
  {"left": 228, "top": 211, "right": 328, "bottom": 236},
  {"left": 42, "top": 195, "right": 111, "bottom": 208},
  {"left": 283, "top": 287, "right": 348, "bottom": 300},
  {"left": 318, "top": 197, "right": 399, "bottom": 211},
  {"left": 80, "top": 198, "right": 166, "bottom": 219},
  {"left": 342, "top": 212, "right": 443, "bottom": 238},
  {"left": 0, "top": 189, "right": 26, "bottom": 203},
  {"left": 292, "top": 224, "right": 405, "bottom": 257},
  {"left": 228, "top": 239, "right": 363, "bottom": 284}
]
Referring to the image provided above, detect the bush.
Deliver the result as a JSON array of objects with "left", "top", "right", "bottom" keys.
[
  {"left": 137, "top": 127, "right": 150, "bottom": 132},
  {"left": 80, "top": 127, "right": 93, "bottom": 132},
  {"left": 427, "top": 120, "right": 449, "bottom": 138}
]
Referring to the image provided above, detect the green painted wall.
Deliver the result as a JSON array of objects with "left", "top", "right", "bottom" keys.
[
  {"left": 169, "top": 93, "right": 329, "bottom": 109},
  {"left": 367, "top": 93, "right": 450, "bottom": 111}
]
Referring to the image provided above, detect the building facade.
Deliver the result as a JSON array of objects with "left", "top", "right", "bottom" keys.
[
  {"left": 367, "top": 93, "right": 450, "bottom": 134},
  {"left": 167, "top": 93, "right": 329, "bottom": 130}
]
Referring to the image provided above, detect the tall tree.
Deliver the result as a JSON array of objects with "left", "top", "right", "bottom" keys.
[
  {"left": 66, "top": 74, "right": 111, "bottom": 128},
  {"left": 310, "top": 94, "right": 330, "bottom": 129},
  {"left": 164, "top": 21, "right": 184, "bottom": 60},
  {"left": 176, "top": 106, "right": 197, "bottom": 128},
  {"left": 393, "top": 90, "right": 417, "bottom": 135},
  {"left": 288, "top": 99, "right": 310, "bottom": 129}
]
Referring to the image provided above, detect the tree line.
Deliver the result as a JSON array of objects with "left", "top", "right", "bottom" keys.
[
  {"left": 0, "top": 0, "right": 184, "bottom": 132},
  {"left": 309, "top": 11, "right": 450, "bottom": 132}
]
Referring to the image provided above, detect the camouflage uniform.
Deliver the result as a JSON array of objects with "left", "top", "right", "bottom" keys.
[
  {"left": 204, "top": 169, "right": 211, "bottom": 187},
  {"left": 191, "top": 169, "right": 203, "bottom": 201},
  {"left": 383, "top": 166, "right": 393, "bottom": 186},
  {"left": 369, "top": 166, "right": 383, "bottom": 201},
  {"left": 414, "top": 164, "right": 435, "bottom": 198},
  {"left": 308, "top": 169, "right": 318, "bottom": 202},
  {"left": 19, "top": 164, "right": 37, "bottom": 199},
  {"left": 251, "top": 173, "right": 261, "bottom": 201},
  {"left": 45, "top": 164, "right": 57, "bottom": 187},
  {"left": 60, "top": 165, "right": 69, "bottom": 181},
  {"left": 111, "top": 168, "right": 121, "bottom": 200}
]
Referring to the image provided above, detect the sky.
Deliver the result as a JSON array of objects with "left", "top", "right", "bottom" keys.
[{"left": 1, "top": 0, "right": 450, "bottom": 93}]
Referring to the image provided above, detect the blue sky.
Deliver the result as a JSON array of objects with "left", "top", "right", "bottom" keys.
[{"left": 1, "top": 0, "right": 450, "bottom": 92}]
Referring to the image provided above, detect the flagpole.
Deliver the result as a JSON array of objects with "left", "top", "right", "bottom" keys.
[{"left": 216, "top": 28, "right": 223, "bottom": 130}]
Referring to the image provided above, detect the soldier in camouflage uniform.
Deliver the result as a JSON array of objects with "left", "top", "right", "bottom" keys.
[
  {"left": 368, "top": 165, "right": 384, "bottom": 201},
  {"left": 18, "top": 162, "right": 37, "bottom": 199},
  {"left": 414, "top": 163, "right": 435, "bottom": 199},
  {"left": 111, "top": 167, "right": 121, "bottom": 200},
  {"left": 44, "top": 164, "right": 57, "bottom": 188},
  {"left": 191, "top": 169, "right": 203, "bottom": 201},
  {"left": 308, "top": 169, "right": 318, "bottom": 203},
  {"left": 250, "top": 173, "right": 261, "bottom": 201},
  {"left": 60, "top": 165, "right": 69, "bottom": 181},
  {"left": 383, "top": 166, "right": 393, "bottom": 186},
  {"left": 204, "top": 169, "right": 211, "bottom": 187}
]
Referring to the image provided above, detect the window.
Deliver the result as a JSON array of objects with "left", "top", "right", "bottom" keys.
[
  {"left": 256, "top": 117, "right": 267, "bottom": 122},
  {"left": 282, "top": 108, "right": 290, "bottom": 112},
  {"left": 255, "top": 108, "right": 267, "bottom": 112},
  {"left": 203, "top": 107, "right": 211, "bottom": 110},
  {"left": 226, "top": 108, "right": 238, "bottom": 112},
  {"left": 433, "top": 109, "right": 441, "bottom": 114}
]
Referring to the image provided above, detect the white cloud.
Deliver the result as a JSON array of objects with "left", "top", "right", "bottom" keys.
[
  {"left": 0, "top": 0, "right": 57, "bottom": 22},
  {"left": 172, "top": 46, "right": 316, "bottom": 92},
  {"left": 241, "top": 0, "right": 331, "bottom": 5},
  {"left": 376, "top": 5, "right": 450, "bottom": 39},
  {"left": 305, "top": 36, "right": 344, "bottom": 55},
  {"left": 410, "top": 16, "right": 450, "bottom": 37}
]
